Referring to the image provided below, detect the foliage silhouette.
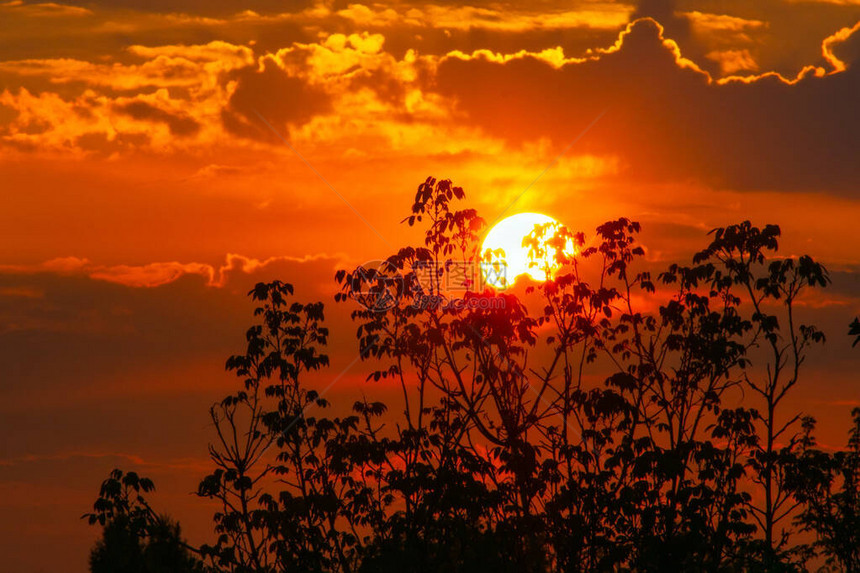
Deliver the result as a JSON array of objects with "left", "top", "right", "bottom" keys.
[
  {"left": 795, "top": 408, "right": 860, "bottom": 572},
  {"left": 85, "top": 469, "right": 202, "bottom": 573},
  {"left": 87, "top": 177, "right": 860, "bottom": 572}
]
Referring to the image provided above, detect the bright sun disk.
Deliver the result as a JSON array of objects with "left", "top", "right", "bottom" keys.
[{"left": 481, "top": 212, "right": 574, "bottom": 289}]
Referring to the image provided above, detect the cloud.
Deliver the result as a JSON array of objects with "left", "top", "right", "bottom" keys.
[
  {"left": 631, "top": 0, "right": 691, "bottom": 44},
  {"left": 0, "top": 41, "right": 257, "bottom": 151},
  {"left": 823, "top": 20, "right": 860, "bottom": 71},
  {"left": 126, "top": 40, "right": 255, "bottom": 69},
  {"left": 706, "top": 48, "right": 759, "bottom": 74},
  {"left": 0, "top": 0, "right": 92, "bottom": 17},
  {"left": 192, "top": 163, "right": 245, "bottom": 177},
  {"left": 433, "top": 17, "right": 860, "bottom": 192},
  {"left": 676, "top": 11, "right": 768, "bottom": 76},
  {"left": 337, "top": 3, "right": 633, "bottom": 32},
  {"left": 231, "top": 32, "right": 467, "bottom": 149},
  {"left": 0, "top": 37, "right": 335, "bottom": 149},
  {"left": 45, "top": 0, "right": 318, "bottom": 16},
  {"left": 221, "top": 58, "right": 332, "bottom": 140},
  {"left": 0, "top": 250, "right": 351, "bottom": 422},
  {"left": 0, "top": 286, "right": 43, "bottom": 298},
  {"left": 788, "top": 0, "right": 860, "bottom": 4},
  {"left": 0, "top": 7, "right": 857, "bottom": 186},
  {"left": 0, "top": 253, "right": 344, "bottom": 289},
  {"left": 116, "top": 100, "right": 200, "bottom": 136},
  {"left": 0, "top": 451, "right": 148, "bottom": 468},
  {"left": 683, "top": 11, "right": 768, "bottom": 35},
  {"left": 0, "top": 87, "right": 117, "bottom": 153},
  {"left": 0, "top": 41, "right": 253, "bottom": 91}
]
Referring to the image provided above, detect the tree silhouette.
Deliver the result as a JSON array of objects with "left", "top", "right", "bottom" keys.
[
  {"left": 795, "top": 409, "right": 860, "bottom": 572},
  {"left": 85, "top": 469, "right": 202, "bottom": 573},
  {"left": 86, "top": 177, "right": 860, "bottom": 572}
]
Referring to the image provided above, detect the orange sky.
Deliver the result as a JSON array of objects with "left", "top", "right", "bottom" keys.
[{"left": 1, "top": 1, "right": 860, "bottom": 571}]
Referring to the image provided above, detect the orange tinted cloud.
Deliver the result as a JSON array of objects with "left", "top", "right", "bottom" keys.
[
  {"left": 684, "top": 11, "right": 768, "bottom": 35},
  {"left": 823, "top": 20, "right": 860, "bottom": 71},
  {"left": 0, "top": 0, "right": 92, "bottom": 17},
  {"left": 356, "top": 3, "right": 634, "bottom": 32},
  {"left": 684, "top": 11, "right": 767, "bottom": 75},
  {"left": 0, "top": 40, "right": 253, "bottom": 89},
  {"left": 0, "top": 253, "right": 344, "bottom": 288},
  {"left": 706, "top": 48, "right": 759, "bottom": 73},
  {"left": 433, "top": 18, "right": 860, "bottom": 191},
  {"left": 0, "top": 41, "right": 257, "bottom": 151},
  {"left": 2, "top": 9, "right": 857, "bottom": 179}
]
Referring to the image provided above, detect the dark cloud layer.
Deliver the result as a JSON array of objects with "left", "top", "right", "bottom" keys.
[
  {"left": 117, "top": 101, "right": 200, "bottom": 136},
  {"left": 64, "top": 0, "right": 318, "bottom": 16},
  {"left": 222, "top": 61, "right": 332, "bottom": 139},
  {"left": 435, "top": 18, "right": 860, "bottom": 192},
  {"left": 633, "top": 0, "right": 690, "bottom": 44},
  {"left": 0, "top": 255, "right": 347, "bottom": 406}
]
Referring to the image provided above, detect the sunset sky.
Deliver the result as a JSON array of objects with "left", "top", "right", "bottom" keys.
[{"left": 1, "top": 0, "right": 860, "bottom": 571}]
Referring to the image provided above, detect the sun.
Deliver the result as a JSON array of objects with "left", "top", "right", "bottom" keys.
[{"left": 481, "top": 212, "right": 574, "bottom": 289}]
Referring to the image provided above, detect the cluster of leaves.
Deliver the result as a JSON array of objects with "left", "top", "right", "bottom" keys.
[
  {"left": 87, "top": 177, "right": 860, "bottom": 573},
  {"left": 794, "top": 408, "right": 860, "bottom": 572},
  {"left": 84, "top": 470, "right": 202, "bottom": 573}
]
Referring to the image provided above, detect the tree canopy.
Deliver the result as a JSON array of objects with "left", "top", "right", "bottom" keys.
[{"left": 86, "top": 177, "right": 860, "bottom": 573}]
